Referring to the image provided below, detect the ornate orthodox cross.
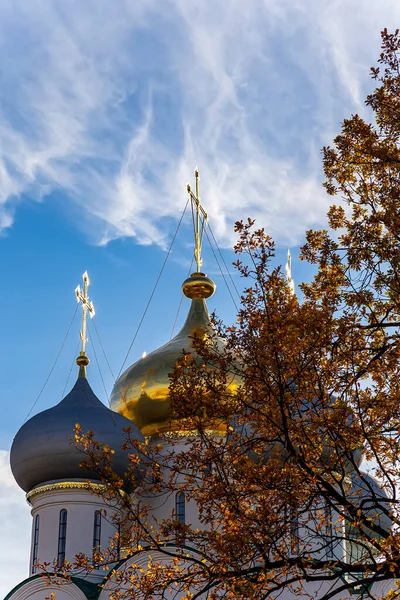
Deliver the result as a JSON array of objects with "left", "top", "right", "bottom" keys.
[
  {"left": 187, "top": 168, "right": 208, "bottom": 272},
  {"left": 75, "top": 271, "right": 95, "bottom": 356}
]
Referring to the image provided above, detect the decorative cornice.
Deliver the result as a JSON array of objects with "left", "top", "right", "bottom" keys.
[
  {"left": 148, "top": 429, "right": 225, "bottom": 440},
  {"left": 3, "top": 574, "right": 94, "bottom": 600},
  {"left": 26, "top": 481, "right": 108, "bottom": 503}
]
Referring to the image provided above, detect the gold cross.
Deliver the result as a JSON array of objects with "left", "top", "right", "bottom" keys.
[
  {"left": 187, "top": 168, "right": 208, "bottom": 272},
  {"left": 75, "top": 271, "right": 95, "bottom": 357}
]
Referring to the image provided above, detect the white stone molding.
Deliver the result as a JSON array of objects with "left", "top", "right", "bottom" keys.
[{"left": 6, "top": 577, "right": 88, "bottom": 600}]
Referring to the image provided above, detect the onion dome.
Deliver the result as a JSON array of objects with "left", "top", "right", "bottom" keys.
[
  {"left": 110, "top": 272, "right": 238, "bottom": 436},
  {"left": 11, "top": 359, "right": 144, "bottom": 493},
  {"left": 346, "top": 471, "right": 393, "bottom": 541},
  {"left": 230, "top": 394, "right": 364, "bottom": 468},
  {"left": 292, "top": 395, "right": 365, "bottom": 468}
]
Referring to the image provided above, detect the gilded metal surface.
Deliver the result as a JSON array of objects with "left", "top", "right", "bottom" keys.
[
  {"left": 187, "top": 169, "right": 207, "bottom": 271},
  {"left": 155, "top": 429, "right": 226, "bottom": 439},
  {"left": 76, "top": 352, "right": 89, "bottom": 379},
  {"left": 75, "top": 271, "right": 95, "bottom": 357},
  {"left": 182, "top": 272, "right": 216, "bottom": 299},
  {"left": 26, "top": 481, "right": 108, "bottom": 503},
  {"left": 111, "top": 177, "right": 234, "bottom": 435},
  {"left": 110, "top": 294, "right": 238, "bottom": 436},
  {"left": 76, "top": 353, "right": 89, "bottom": 367}
]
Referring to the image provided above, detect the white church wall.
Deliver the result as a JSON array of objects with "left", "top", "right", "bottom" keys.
[
  {"left": 97, "top": 550, "right": 391, "bottom": 600},
  {"left": 296, "top": 502, "right": 345, "bottom": 563},
  {"left": 138, "top": 435, "right": 348, "bottom": 565},
  {"left": 27, "top": 482, "right": 120, "bottom": 580},
  {"left": 139, "top": 436, "right": 207, "bottom": 535},
  {"left": 99, "top": 549, "right": 208, "bottom": 600}
]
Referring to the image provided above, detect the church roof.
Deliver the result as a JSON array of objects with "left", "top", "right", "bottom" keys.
[
  {"left": 4, "top": 573, "right": 102, "bottom": 600},
  {"left": 10, "top": 373, "right": 144, "bottom": 493},
  {"left": 109, "top": 271, "right": 239, "bottom": 436}
]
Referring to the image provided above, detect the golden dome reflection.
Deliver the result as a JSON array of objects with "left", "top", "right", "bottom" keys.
[
  {"left": 182, "top": 271, "right": 216, "bottom": 299},
  {"left": 110, "top": 273, "right": 238, "bottom": 436}
]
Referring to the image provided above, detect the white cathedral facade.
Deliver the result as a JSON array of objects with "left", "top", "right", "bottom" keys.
[{"left": 3, "top": 179, "right": 398, "bottom": 600}]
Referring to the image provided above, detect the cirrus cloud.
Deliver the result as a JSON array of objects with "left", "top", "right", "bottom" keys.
[{"left": 0, "top": 0, "right": 398, "bottom": 247}]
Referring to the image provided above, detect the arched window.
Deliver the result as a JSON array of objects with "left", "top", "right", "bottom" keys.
[
  {"left": 116, "top": 522, "right": 121, "bottom": 559},
  {"left": 175, "top": 492, "right": 185, "bottom": 526},
  {"left": 92, "top": 510, "right": 102, "bottom": 568},
  {"left": 325, "top": 503, "right": 334, "bottom": 559},
  {"left": 175, "top": 492, "right": 186, "bottom": 545},
  {"left": 57, "top": 509, "right": 67, "bottom": 567},
  {"left": 203, "top": 463, "right": 212, "bottom": 479},
  {"left": 31, "top": 515, "right": 40, "bottom": 574},
  {"left": 289, "top": 506, "right": 299, "bottom": 555}
]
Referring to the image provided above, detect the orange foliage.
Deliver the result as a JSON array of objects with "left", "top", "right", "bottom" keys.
[{"left": 44, "top": 29, "right": 400, "bottom": 600}]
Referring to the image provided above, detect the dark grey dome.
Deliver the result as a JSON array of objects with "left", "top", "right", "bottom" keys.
[{"left": 10, "top": 376, "right": 144, "bottom": 492}]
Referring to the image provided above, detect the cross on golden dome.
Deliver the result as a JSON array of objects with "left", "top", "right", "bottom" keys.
[
  {"left": 187, "top": 168, "right": 208, "bottom": 272},
  {"left": 183, "top": 170, "right": 215, "bottom": 300}
]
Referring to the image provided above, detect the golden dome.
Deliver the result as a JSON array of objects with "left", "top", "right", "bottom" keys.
[{"left": 110, "top": 273, "right": 237, "bottom": 436}]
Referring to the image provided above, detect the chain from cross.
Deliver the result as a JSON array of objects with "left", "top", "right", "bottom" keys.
[
  {"left": 75, "top": 271, "right": 95, "bottom": 356},
  {"left": 187, "top": 168, "right": 208, "bottom": 272}
]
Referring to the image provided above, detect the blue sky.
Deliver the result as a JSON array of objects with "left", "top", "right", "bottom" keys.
[{"left": 1, "top": 0, "right": 399, "bottom": 595}]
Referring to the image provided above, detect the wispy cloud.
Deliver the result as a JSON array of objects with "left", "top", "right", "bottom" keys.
[
  {"left": 1, "top": 2, "right": 400, "bottom": 591},
  {"left": 0, "top": 450, "right": 30, "bottom": 598},
  {"left": 0, "top": 0, "right": 398, "bottom": 247}
]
